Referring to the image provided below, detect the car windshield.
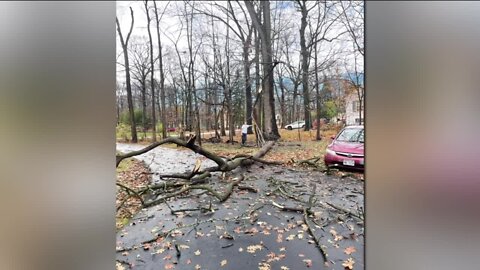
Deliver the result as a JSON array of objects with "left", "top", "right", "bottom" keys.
[{"left": 336, "top": 128, "right": 364, "bottom": 143}]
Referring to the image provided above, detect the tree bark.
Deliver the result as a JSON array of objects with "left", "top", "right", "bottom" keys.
[
  {"left": 225, "top": 12, "right": 234, "bottom": 144},
  {"left": 116, "top": 7, "right": 138, "bottom": 143},
  {"left": 144, "top": 0, "right": 157, "bottom": 142},
  {"left": 243, "top": 36, "right": 253, "bottom": 134},
  {"left": 315, "top": 38, "right": 321, "bottom": 140},
  {"left": 298, "top": 0, "right": 311, "bottom": 131},
  {"left": 245, "top": 1, "right": 280, "bottom": 139},
  {"left": 153, "top": 0, "right": 168, "bottom": 139},
  {"left": 141, "top": 82, "right": 147, "bottom": 135}
]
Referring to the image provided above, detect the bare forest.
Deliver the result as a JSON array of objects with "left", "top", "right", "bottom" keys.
[
  {"left": 116, "top": 1, "right": 364, "bottom": 269},
  {"left": 116, "top": 0, "right": 364, "bottom": 143}
]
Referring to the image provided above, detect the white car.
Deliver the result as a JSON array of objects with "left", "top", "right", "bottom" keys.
[{"left": 284, "top": 121, "right": 305, "bottom": 130}]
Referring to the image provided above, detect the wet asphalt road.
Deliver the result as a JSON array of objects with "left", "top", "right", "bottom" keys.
[{"left": 116, "top": 143, "right": 364, "bottom": 270}]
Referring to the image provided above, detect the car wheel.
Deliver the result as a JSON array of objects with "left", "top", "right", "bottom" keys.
[
  {"left": 287, "top": 126, "right": 292, "bottom": 130},
  {"left": 301, "top": 125, "right": 305, "bottom": 129}
]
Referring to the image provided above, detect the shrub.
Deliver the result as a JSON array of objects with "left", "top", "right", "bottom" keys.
[
  {"left": 119, "top": 109, "right": 151, "bottom": 127},
  {"left": 116, "top": 123, "right": 131, "bottom": 142}
]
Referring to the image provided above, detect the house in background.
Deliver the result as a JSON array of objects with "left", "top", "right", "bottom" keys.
[
  {"left": 326, "top": 72, "right": 364, "bottom": 126},
  {"left": 344, "top": 72, "right": 364, "bottom": 126},
  {"left": 345, "top": 91, "right": 364, "bottom": 126}
]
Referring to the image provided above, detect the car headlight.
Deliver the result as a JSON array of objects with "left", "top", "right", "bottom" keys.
[{"left": 326, "top": 149, "right": 336, "bottom": 155}]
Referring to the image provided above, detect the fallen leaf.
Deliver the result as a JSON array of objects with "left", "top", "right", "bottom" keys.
[
  {"left": 258, "top": 262, "right": 271, "bottom": 270},
  {"left": 342, "top": 258, "right": 355, "bottom": 269},
  {"left": 276, "top": 233, "right": 283, "bottom": 243},
  {"left": 220, "top": 259, "right": 227, "bottom": 267},
  {"left": 246, "top": 244, "right": 263, "bottom": 253},
  {"left": 116, "top": 262, "right": 125, "bottom": 270},
  {"left": 164, "top": 263, "right": 174, "bottom": 269},
  {"left": 238, "top": 247, "right": 244, "bottom": 252},
  {"left": 280, "top": 266, "right": 290, "bottom": 270},
  {"left": 194, "top": 250, "right": 201, "bottom": 256},
  {"left": 178, "top": 244, "right": 190, "bottom": 250},
  {"left": 303, "top": 259, "right": 313, "bottom": 267},
  {"left": 344, "top": 246, "right": 357, "bottom": 255},
  {"left": 194, "top": 264, "right": 201, "bottom": 270}
]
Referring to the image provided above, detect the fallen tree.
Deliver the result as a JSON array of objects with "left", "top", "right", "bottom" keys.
[
  {"left": 116, "top": 138, "right": 365, "bottom": 264},
  {"left": 116, "top": 135, "right": 277, "bottom": 209}
]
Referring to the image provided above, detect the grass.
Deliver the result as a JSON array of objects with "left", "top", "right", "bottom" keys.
[{"left": 116, "top": 157, "right": 135, "bottom": 172}]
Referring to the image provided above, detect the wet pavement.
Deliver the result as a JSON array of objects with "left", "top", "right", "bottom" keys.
[{"left": 116, "top": 143, "right": 364, "bottom": 270}]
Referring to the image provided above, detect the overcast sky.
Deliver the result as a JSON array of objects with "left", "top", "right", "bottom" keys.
[{"left": 116, "top": 1, "right": 364, "bottom": 87}]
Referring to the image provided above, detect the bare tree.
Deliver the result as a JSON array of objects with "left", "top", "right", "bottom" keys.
[
  {"left": 116, "top": 7, "right": 138, "bottom": 143},
  {"left": 144, "top": 0, "right": 157, "bottom": 142},
  {"left": 153, "top": 0, "right": 170, "bottom": 139},
  {"left": 192, "top": 1, "right": 255, "bottom": 134},
  {"left": 130, "top": 40, "right": 152, "bottom": 135},
  {"left": 245, "top": 0, "right": 280, "bottom": 139},
  {"left": 339, "top": 1, "right": 364, "bottom": 56},
  {"left": 340, "top": 1, "right": 364, "bottom": 124},
  {"left": 296, "top": 0, "right": 314, "bottom": 131}
]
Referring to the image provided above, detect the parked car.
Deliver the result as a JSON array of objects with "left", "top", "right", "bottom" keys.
[
  {"left": 324, "top": 125, "right": 364, "bottom": 170},
  {"left": 167, "top": 127, "right": 176, "bottom": 132},
  {"left": 284, "top": 120, "right": 306, "bottom": 130}
]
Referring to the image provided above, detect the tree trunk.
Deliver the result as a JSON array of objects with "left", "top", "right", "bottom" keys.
[
  {"left": 153, "top": 0, "right": 168, "bottom": 139},
  {"left": 193, "top": 84, "right": 202, "bottom": 146},
  {"left": 225, "top": 14, "right": 234, "bottom": 144},
  {"left": 315, "top": 42, "right": 321, "bottom": 141},
  {"left": 144, "top": 0, "right": 156, "bottom": 142},
  {"left": 245, "top": 0, "right": 280, "bottom": 140},
  {"left": 243, "top": 44, "right": 253, "bottom": 135},
  {"left": 220, "top": 107, "right": 226, "bottom": 136},
  {"left": 141, "top": 82, "right": 147, "bottom": 134},
  {"left": 292, "top": 81, "right": 298, "bottom": 123},
  {"left": 254, "top": 27, "right": 263, "bottom": 131},
  {"left": 260, "top": 1, "right": 279, "bottom": 138},
  {"left": 116, "top": 8, "right": 138, "bottom": 143},
  {"left": 299, "top": 1, "right": 311, "bottom": 131},
  {"left": 279, "top": 74, "right": 286, "bottom": 128}
]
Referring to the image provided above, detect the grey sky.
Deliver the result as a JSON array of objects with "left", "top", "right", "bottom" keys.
[{"left": 116, "top": 1, "right": 363, "bottom": 86}]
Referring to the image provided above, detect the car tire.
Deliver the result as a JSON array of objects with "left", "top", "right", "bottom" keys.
[
  {"left": 287, "top": 126, "right": 292, "bottom": 130},
  {"left": 301, "top": 125, "right": 305, "bottom": 129}
]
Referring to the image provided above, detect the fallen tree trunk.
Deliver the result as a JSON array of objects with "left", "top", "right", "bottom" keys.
[
  {"left": 118, "top": 138, "right": 276, "bottom": 208},
  {"left": 116, "top": 135, "right": 225, "bottom": 168}
]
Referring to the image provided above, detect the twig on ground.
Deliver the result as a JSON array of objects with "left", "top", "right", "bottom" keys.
[{"left": 325, "top": 202, "right": 363, "bottom": 220}]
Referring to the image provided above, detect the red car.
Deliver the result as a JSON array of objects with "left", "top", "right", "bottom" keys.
[{"left": 324, "top": 125, "right": 364, "bottom": 170}]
